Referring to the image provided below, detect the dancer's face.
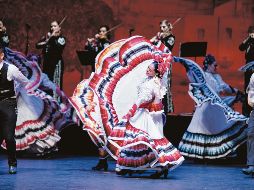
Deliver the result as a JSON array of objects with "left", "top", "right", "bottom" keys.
[
  {"left": 207, "top": 62, "right": 218, "bottom": 74},
  {"left": 146, "top": 64, "right": 156, "bottom": 77}
]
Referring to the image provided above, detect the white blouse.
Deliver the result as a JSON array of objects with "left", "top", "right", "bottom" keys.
[
  {"left": 204, "top": 72, "right": 232, "bottom": 95},
  {"left": 136, "top": 77, "right": 163, "bottom": 106},
  {"left": 0, "top": 61, "right": 28, "bottom": 85}
]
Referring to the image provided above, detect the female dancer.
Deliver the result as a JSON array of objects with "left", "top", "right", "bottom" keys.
[
  {"left": 71, "top": 36, "right": 184, "bottom": 178},
  {"left": 1, "top": 47, "right": 73, "bottom": 156},
  {"left": 202, "top": 54, "right": 243, "bottom": 106},
  {"left": 174, "top": 56, "right": 247, "bottom": 159},
  {"left": 114, "top": 58, "right": 184, "bottom": 178}
]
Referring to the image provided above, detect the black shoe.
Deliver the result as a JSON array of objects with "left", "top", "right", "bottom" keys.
[
  {"left": 150, "top": 169, "right": 168, "bottom": 179},
  {"left": 242, "top": 167, "right": 254, "bottom": 177},
  {"left": 92, "top": 159, "right": 108, "bottom": 171},
  {"left": 9, "top": 166, "right": 17, "bottom": 174},
  {"left": 116, "top": 169, "right": 131, "bottom": 176}
]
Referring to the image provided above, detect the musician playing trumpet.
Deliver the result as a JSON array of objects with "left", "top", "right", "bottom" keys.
[{"left": 36, "top": 20, "right": 66, "bottom": 89}]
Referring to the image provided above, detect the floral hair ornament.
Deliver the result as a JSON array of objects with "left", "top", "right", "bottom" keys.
[{"left": 153, "top": 52, "right": 172, "bottom": 77}]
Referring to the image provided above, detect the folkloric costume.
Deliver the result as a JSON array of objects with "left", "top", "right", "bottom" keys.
[
  {"left": 175, "top": 57, "right": 247, "bottom": 159},
  {"left": 2, "top": 48, "right": 75, "bottom": 155},
  {"left": 70, "top": 36, "right": 184, "bottom": 175},
  {"left": 204, "top": 72, "right": 238, "bottom": 106}
]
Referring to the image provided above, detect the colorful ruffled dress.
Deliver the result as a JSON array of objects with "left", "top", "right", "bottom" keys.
[
  {"left": 70, "top": 36, "right": 184, "bottom": 172},
  {"left": 1, "top": 48, "right": 75, "bottom": 155},
  {"left": 175, "top": 57, "right": 247, "bottom": 159}
]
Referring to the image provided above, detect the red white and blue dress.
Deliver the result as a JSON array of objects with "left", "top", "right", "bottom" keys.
[
  {"left": 70, "top": 36, "right": 184, "bottom": 172},
  {"left": 1, "top": 48, "right": 75, "bottom": 155}
]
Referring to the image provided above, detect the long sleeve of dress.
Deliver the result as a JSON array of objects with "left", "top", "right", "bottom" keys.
[
  {"left": 123, "top": 79, "right": 155, "bottom": 120},
  {"left": 214, "top": 74, "right": 235, "bottom": 94}
]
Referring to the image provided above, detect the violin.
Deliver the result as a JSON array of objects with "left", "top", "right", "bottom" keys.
[
  {"left": 97, "top": 33, "right": 108, "bottom": 40},
  {"left": 48, "top": 28, "right": 61, "bottom": 38},
  {"left": 95, "top": 33, "right": 107, "bottom": 40},
  {"left": 158, "top": 31, "right": 172, "bottom": 39},
  {"left": 87, "top": 33, "right": 107, "bottom": 44}
]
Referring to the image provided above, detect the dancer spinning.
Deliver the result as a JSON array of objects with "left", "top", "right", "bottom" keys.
[
  {"left": 174, "top": 56, "right": 247, "bottom": 159},
  {"left": 114, "top": 57, "right": 184, "bottom": 178},
  {"left": 2, "top": 47, "right": 73, "bottom": 156},
  {"left": 202, "top": 54, "right": 244, "bottom": 106},
  {"left": 71, "top": 36, "right": 184, "bottom": 178}
]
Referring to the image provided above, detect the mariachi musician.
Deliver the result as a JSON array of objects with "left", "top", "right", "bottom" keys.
[
  {"left": 36, "top": 20, "right": 66, "bottom": 89},
  {"left": 0, "top": 20, "right": 9, "bottom": 48},
  {"left": 84, "top": 25, "right": 111, "bottom": 71},
  {"left": 150, "top": 19, "right": 175, "bottom": 52},
  {"left": 150, "top": 19, "right": 176, "bottom": 113}
]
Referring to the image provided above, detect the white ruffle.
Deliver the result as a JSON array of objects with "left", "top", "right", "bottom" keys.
[
  {"left": 137, "top": 77, "right": 166, "bottom": 102},
  {"left": 130, "top": 109, "right": 164, "bottom": 139}
]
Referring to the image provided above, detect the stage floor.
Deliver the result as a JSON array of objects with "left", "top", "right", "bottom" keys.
[{"left": 0, "top": 155, "right": 253, "bottom": 190}]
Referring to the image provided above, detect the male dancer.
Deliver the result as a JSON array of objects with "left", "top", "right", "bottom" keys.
[{"left": 0, "top": 48, "right": 29, "bottom": 174}]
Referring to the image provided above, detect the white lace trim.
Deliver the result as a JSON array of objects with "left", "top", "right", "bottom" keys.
[{"left": 137, "top": 77, "right": 166, "bottom": 104}]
